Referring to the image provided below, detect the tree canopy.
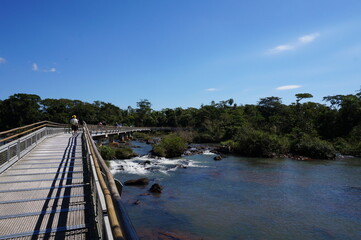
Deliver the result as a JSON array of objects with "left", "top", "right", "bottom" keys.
[{"left": 1, "top": 89, "right": 361, "bottom": 158}]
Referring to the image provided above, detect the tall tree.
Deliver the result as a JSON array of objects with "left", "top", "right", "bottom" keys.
[{"left": 1, "top": 93, "right": 42, "bottom": 130}]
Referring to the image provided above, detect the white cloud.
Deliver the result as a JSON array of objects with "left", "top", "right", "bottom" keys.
[
  {"left": 268, "top": 32, "right": 320, "bottom": 54},
  {"left": 276, "top": 85, "right": 302, "bottom": 90},
  {"left": 0, "top": 57, "right": 6, "bottom": 63},
  {"left": 32, "top": 63, "right": 39, "bottom": 71},
  {"left": 205, "top": 88, "right": 218, "bottom": 92},
  {"left": 269, "top": 44, "right": 294, "bottom": 54},
  {"left": 298, "top": 33, "right": 320, "bottom": 43},
  {"left": 43, "top": 67, "right": 56, "bottom": 72}
]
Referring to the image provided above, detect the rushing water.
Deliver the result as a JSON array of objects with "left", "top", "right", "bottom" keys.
[{"left": 111, "top": 141, "right": 361, "bottom": 240}]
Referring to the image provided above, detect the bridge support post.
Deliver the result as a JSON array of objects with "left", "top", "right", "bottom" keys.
[
  {"left": 120, "top": 134, "right": 125, "bottom": 142},
  {"left": 124, "top": 134, "right": 129, "bottom": 141}
]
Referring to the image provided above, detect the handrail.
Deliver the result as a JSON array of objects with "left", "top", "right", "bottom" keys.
[
  {"left": 0, "top": 120, "right": 65, "bottom": 135},
  {"left": 0, "top": 121, "right": 48, "bottom": 135},
  {"left": 0, "top": 126, "right": 67, "bottom": 173},
  {"left": 83, "top": 122, "right": 139, "bottom": 240},
  {"left": 0, "top": 121, "right": 68, "bottom": 143}
]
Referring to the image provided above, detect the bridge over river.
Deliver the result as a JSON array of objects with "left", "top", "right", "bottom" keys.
[{"left": 0, "top": 121, "right": 150, "bottom": 240}]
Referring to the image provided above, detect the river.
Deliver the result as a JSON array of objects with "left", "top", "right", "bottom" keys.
[{"left": 111, "top": 141, "right": 361, "bottom": 240}]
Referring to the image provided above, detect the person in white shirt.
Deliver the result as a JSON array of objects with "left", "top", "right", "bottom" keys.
[{"left": 70, "top": 115, "right": 79, "bottom": 134}]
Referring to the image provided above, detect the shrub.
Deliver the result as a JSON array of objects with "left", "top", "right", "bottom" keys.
[
  {"left": 332, "top": 138, "right": 352, "bottom": 154},
  {"left": 132, "top": 132, "right": 152, "bottom": 141},
  {"left": 152, "top": 144, "right": 166, "bottom": 157},
  {"left": 290, "top": 135, "right": 336, "bottom": 159},
  {"left": 193, "top": 132, "right": 217, "bottom": 143},
  {"left": 98, "top": 145, "right": 115, "bottom": 160},
  {"left": 152, "top": 133, "right": 187, "bottom": 158},
  {"left": 176, "top": 130, "right": 195, "bottom": 143},
  {"left": 231, "top": 128, "right": 289, "bottom": 157},
  {"left": 220, "top": 140, "right": 239, "bottom": 149},
  {"left": 349, "top": 142, "right": 361, "bottom": 157},
  {"left": 336, "top": 139, "right": 361, "bottom": 157},
  {"left": 115, "top": 147, "right": 135, "bottom": 159}
]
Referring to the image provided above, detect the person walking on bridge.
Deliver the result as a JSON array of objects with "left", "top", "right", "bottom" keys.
[{"left": 70, "top": 115, "right": 79, "bottom": 134}]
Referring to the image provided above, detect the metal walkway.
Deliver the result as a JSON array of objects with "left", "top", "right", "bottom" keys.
[{"left": 0, "top": 133, "right": 95, "bottom": 239}]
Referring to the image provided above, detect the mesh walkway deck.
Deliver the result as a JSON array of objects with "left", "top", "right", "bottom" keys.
[{"left": 0, "top": 133, "right": 95, "bottom": 240}]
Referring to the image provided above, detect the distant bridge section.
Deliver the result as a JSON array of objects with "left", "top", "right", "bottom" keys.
[{"left": 86, "top": 125, "right": 151, "bottom": 138}]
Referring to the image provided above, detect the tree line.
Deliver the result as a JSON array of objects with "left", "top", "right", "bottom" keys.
[{"left": 1, "top": 91, "right": 360, "bottom": 158}]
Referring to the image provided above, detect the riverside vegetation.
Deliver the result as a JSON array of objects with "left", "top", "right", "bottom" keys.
[{"left": 1, "top": 90, "right": 361, "bottom": 159}]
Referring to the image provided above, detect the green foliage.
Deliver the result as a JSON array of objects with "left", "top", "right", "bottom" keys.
[
  {"left": 331, "top": 138, "right": 361, "bottom": 157},
  {"left": 349, "top": 143, "right": 361, "bottom": 157},
  {"left": 98, "top": 145, "right": 115, "bottom": 160},
  {"left": 153, "top": 144, "right": 166, "bottom": 157},
  {"left": 2, "top": 89, "right": 361, "bottom": 159},
  {"left": 1, "top": 94, "right": 42, "bottom": 129},
  {"left": 332, "top": 138, "right": 352, "bottom": 153},
  {"left": 115, "top": 148, "right": 134, "bottom": 159},
  {"left": 290, "top": 135, "right": 336, "bottom": 159},
  {"left": 175, "top": 130, "right": 195, "bottom": 143},
  {"left": 349, "top": 124, "right": 361, "bottom": 142},
  {"left": 295, "top": 93, "right": 313, "bottom": 104},
  {"left": 132, "top": 132, "right": 152, "bottom": 141},
  {"left": 152, "top": 133, "right": 187, "bottom": 158},
  {"left": 231, "top": 127, "right": 289, "bottom": 157}
]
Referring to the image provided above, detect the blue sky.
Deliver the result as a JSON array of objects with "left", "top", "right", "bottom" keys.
[{"left": 1, "top": 0, "right": 360, "bottom": 110}]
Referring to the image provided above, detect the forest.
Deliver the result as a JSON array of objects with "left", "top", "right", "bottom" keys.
[{"left": 1, "top": 90, "right": 360, "bottom": 159}]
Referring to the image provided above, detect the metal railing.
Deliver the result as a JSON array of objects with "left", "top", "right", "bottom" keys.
[
  {"left": 0, "top": 121, "right": 68, "bottom": 144},
  {"left": 0, "top": 125, "right": 67, "bottom": 173},
  {"left": 85, "top": 124, "right": 151, "bottom": 137},
  {"left": 83, "top": 122, "right": 139, "bottom": 240}
]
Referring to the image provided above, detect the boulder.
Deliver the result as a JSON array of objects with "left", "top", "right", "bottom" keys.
[
  {"left": 176, "top": 164, "right": 187, "bottom": 169},
  {"left": 124, "top": 178, "right": 149, "bottom": 186},
  {"left": 214, "top": 155, "right": 222, "bottom": 161},
  {"left": 149, "top": 183, "right": 163, "bottom": 193}
]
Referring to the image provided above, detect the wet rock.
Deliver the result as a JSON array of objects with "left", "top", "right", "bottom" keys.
[
  {"left": 176, "top": 164, "right": 187, "bottom": 169},
  {"left": 295, "top": 156, "right": 312, "bottom": 161},
  {"left": 215, "top": 145, "right": 232, "bottom": 154},
  {"left": 211, "top": 150, "right": 220, "bottom": 155},
  {"left": 149, "top": 183, "right": 163, "bottom": 193},
  {"left": 124, "top": 178, "right": 149, "bottom": 186},
  {"left": 129, "top": 153, "right": 139, "bottom": 158},
  {"left": 183, "top": 150, "right": 192, "bottom": 156},
  {"left": 214, "top": 155, "right": 222, "bottom": 161},
  {"left": 117, "top": 165, "right": 125, "bottom": 171},
  {"left": 139, "top": 192, "right": 151, "bottom": 196}
]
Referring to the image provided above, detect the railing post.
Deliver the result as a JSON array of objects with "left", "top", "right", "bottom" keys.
[
  {"left": 7, "top": 145, "right": 10, "bottom": 162},
  {"left": 16, "top": 139, "right": 21, "bottom": 160}
]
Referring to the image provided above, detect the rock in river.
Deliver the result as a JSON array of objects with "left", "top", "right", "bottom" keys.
[
  {"left": 149, "top": 183, "right": 163, "bottom": 193},
  {"left": 214, "top": 155, "right": 222, "bottom": 161},
  {"left": 124, "top": 178, "right": 149, "bottom": 186}
]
